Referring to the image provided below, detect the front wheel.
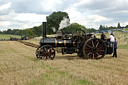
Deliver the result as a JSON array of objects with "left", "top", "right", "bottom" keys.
[
  {"left": 83, "top": 38, "right": 106, "bottom": 59},
  {"left": 35, "top": 46, "right": 41, "bottom": 58},
  {"left": 38, "top": 45, "right": 55, "bottom": 60}
]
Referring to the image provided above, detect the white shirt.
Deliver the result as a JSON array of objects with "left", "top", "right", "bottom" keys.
[{"left": 109, "top": 35, "right": 115, "bottom": 42}]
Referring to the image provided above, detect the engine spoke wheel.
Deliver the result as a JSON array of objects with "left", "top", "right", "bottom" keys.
[
  {"left": 39, "top": 45, "right": 55, "bottom": 60},
  {"left": 83, "top": 38, "right": 106, "bottom": 59}
]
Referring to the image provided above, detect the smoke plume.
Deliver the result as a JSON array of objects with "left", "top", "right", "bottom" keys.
[
  {"left": 59, "top": 17, "right": 70, "bottom": 30},
  {"left": 51, "top": 27, "right": 56, "bottom": 32}
]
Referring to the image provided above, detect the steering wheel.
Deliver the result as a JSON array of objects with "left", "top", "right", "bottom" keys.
[{"left": 72, "top": 29, "right": 86, "bottom": 43}]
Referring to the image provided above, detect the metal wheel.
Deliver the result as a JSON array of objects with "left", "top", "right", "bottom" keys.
[
  {"left": 83, "top": 38, "right": 106, "bottom": 59},
  {"left": 35, "top": 46, "right": 41, "bottom": 58},
  {"left": 39, "top": 45, "right": 55, "bottom": 60},
  {"left": 72, "top": 29, "right": 86, "bottom": 43}
]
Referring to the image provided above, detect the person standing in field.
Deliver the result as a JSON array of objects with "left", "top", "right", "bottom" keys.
[
  {"left": 113, "top": 38, "right": 118, "bottom": 57},
  {"left": 101, "top": 32, "right": 106, "bottom": 41}
]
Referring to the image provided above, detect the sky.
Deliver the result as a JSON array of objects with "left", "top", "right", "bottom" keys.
[{"left": 0, "top": 0, "right": 128, "bottom": 31}]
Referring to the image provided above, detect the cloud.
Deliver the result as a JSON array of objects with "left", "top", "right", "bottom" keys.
[
  {"left": 10, "top": 0, "right": 79, "bottom": 14},
  {"left": 0, "top": 11, "right": 16, "bottom": 21},
  {"left": 72, "top": 0, "right": 128, "bottom": 28},
  {"left": 0, "top": 0, "right": 128, "bottom": 30},
  {"left": 15, "top": 13, "right": 47, "bottom": 22},
  {"left": 10, "top": 0, "right": 44, "bottom": 14},
  {"left": 0, "top": 2, "right": 11, "bottom": 15},
  {"left": 41, "top": 0, "right": 63, "bottom": 12},
  {"left": 0, "top": 21, "right": 11, "bottom": 26},
  {"left": 0, "top": 2, "right": 11, "bottom": 11},
  {"left": 65, "top": 6, "right": 111, "bottom": 29},
  {"left": 0, "top": 10, "right": 46, "bottom": 30},
  {"left": 87, "top": 15, "right": 111, "bottom": 22}
]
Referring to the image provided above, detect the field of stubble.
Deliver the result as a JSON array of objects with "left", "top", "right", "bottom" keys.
[{"left": 0, "top": 32, "right": 128, "bottom": 85}]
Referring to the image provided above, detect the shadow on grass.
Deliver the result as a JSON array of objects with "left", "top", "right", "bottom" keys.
[
  {"left": 103, "top": 54, "right": 116, "bottom": 60},
  {"left": 55, "top": 55, "right": 84, "bottom": 60},
  {"left": 35, "top": 53, "right": 116, "bottom": 61}
]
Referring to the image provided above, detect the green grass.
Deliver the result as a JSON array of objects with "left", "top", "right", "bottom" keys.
[
  {"left": 72, "top": 80, "right": 94, "bottom": 85},
  {"left": 26, "top": 62, "right": 94, "bottom": 85},
  {"left": 114, "top": 30, "right": 122, "bottom": 32},
  {"left": 0, "top": 34, "right": 21, "bottom": 39},
  {"left": 114, "top": 32, "right": 128, "bottom": 49},
  {"left": 118, "top": 44, "right": 128, "bottom": 49},
  {"left": 123, "top": 28, "right": 128, "bottom": 32}
]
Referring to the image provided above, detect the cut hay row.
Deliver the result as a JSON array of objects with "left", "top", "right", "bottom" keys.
[{"left": 17, "top": 40, "right": 39, "bottom": 48}]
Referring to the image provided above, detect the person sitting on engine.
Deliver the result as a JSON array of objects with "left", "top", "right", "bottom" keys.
[
  {"left": 100, "top": 32, "right": 106, "bottom": 41},
  {"left": 109, "top": 33, "right": 115, "bottom": 52}
]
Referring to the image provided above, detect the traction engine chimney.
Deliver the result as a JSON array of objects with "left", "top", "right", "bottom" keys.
[{"left": 42, "top": 22, "right": 46, "bottom": 38}]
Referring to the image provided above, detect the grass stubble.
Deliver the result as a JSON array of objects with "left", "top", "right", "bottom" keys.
[{"left": 0, "top": 32, "right": 128, "bottom": 85}]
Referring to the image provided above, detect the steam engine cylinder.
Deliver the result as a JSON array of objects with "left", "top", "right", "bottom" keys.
[{"left": 40, "top": 38, "right": 75, "bottom": 47}]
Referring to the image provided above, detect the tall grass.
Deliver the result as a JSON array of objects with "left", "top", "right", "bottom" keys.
[{"left": 114, "top": 32, "right": 128, "bottom": 49}]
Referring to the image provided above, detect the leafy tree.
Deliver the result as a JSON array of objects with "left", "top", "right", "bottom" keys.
[
  {"left": 99, "top": 25, "right": 103, "bottom": 31},
  {"left": 99, "top": 25, "right": 110, "bottom": 31},
  {"left": 22, "top": 29, "right": 37, "bottom": 38},
  {"left": 63, "top": 23, "right": 87, "bottom": 33},
  {"left": 0, "top": 11, "right": 88, "bottom": 36},
  {"left": 6, "top": 29, "right": 12, "bottom": 34},
  {"left": 87, "top": 28, "right": 97, "bottom": 33},
  {"left": 117, "top": 23, "right": 121, "bottom": 29},
  {"left": 125, "top": 25, "right": 128, "bottom": 28},
  {"left": 2, "top": 30, "right": 7, "bottom": 34},
  {"left": 12, "top": 29, "right": 22, "bottom": 35},
  {"left": 99, "top": 25, "right": 107, "bottom": 30},
  {"left": 46, "top": 11, "right": 70, "bottom": 34},
  {"left": 32, "top": 25, "right": 42, "bottom": 37},
  {"left": 109, "top": 26, "right": 117, "bottom": 30}
]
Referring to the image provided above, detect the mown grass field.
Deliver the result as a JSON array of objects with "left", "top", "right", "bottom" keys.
[
  {"left": 0, "top": 32, "right": 128, "bottom": 85},
  {"left": 0, "top": 34, "right": 21, "bottom": 39},
  {"left": 123, "top": 28, "right": 128, "bottom": 32}
]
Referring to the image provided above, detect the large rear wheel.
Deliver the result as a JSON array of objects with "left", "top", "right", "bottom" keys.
[{"left": 83, "top": 38, "right": 106, "bottom": 59}]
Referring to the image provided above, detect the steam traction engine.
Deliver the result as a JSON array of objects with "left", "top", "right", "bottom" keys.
[{"left": 36, "top": 22, "right": 113, "bottom": 60}]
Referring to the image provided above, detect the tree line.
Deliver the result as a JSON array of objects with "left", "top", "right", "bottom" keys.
[
  {"left": 0, "top": 11, "right": 127, "bottom": 37},
  {"left": 0, "top": 11, "right": 87, "bottom": 38},
  {"left": 87, "top": 23, "right": 128, "bottom": 33},
  {"left": 0, "top": 26, "right": 43, "bottom": 38}
]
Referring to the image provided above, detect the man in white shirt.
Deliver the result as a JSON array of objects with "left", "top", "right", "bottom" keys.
[
  {"left": 109, "top": 33, "right": 115, "bottom": 42},
  {"left": 109, "top": 33, "right": 115, "bottom": 52}
]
